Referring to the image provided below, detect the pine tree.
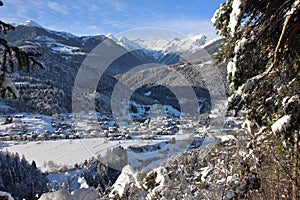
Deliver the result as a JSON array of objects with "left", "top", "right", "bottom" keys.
[
  {"left": 0, "top": 152, "right": 48, "bottom": 199},
  {"left": 0, "top": 0, "right": 43, "bottom": 98},
  {"left": 213, "top": 0, "right": 300, "bottom": 199}
]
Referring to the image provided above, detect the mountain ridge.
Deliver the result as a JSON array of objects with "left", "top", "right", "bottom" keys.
[{"left": 1, "top": 21, "right": 223, "bottom": 119}]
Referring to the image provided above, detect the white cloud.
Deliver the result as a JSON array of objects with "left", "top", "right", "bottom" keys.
[
  {"left": 168, "top": 20, "right": 215, "bottom": 34},
  {"left": 103, "top": 0, "right": 125, "bottom": 12},
  {"left": 48, "top": 2, "right": 70, "bottom": 15},
  {"left": 87, "top": 25, "right": 98, "bottom": 30},
  {"left": 89, "top": 4, "right": 101, "bottom": 12},
  {"left": 0, "top": 0, "right": 219, "bottom": 37},
  {"left": 0, "top": 0, "right": 48, "bottom": 24},
  {"left": 130, "top": 19, "right": 217, "bottom": 37},
  {"left": 103, "top": 20, "right": 126, "bottom": 28}
]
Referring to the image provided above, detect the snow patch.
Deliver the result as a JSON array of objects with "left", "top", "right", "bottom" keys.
[
  {"left": 81, "top": 36, "right": 93, "bottom": 45},
  {"left": 216, "top": 135, "right": 236, "bottom": 142},
  {"left": 144, "top": 91, "right": 151, "bottom": 96},
  {"left": 39, "top": 189, "right": 73, "bottom": 200},
  {"left": 19, "top": 20, "right": 42, "bottom": 28},
  {"left": 154, "top": 166, "right": 169, "bottom": 186},
  {"left": 234, "top": 37, "right": 247, "bottom": 54},
  {"left": 109, "top": 165, "right": 140, "bottom": 198},
  {"left": 39, "top": 187, "right": 98, "bottom": 200},
  {"left": 118, "top": 36, "right": 143, "bottom": 50},
  {"left": 283, "top": 94, "right": 300, "bottom": 111},
  {"left": 200, "top": 166, "right": 211, "bottom": 182},
  {"left": 78, "top": 177, "right": 89, "bottom": 189},
  {"left": 227, "top": 61, "right": 237, "bottom": 78},
  {"left": 228, "top": 37, "right": 247, "bottom": 79},
  {"left": 144, "top": 166, "right": 169, "bottom": 198},
  {"left": 229, "top": 0, "right": 242, "bottom": 36},
  {"left": 201, "top": 37, "right": 222, "bottom": 48},
  {"left": 35, "top": 35, "right": 55, "bottom": 42},
  {"left": 47, "top": 30, "right": 77, "bottom": 39},
  {"left": 211, "top": 3, "right": 223, "bottom": 24},
  {"left": 47, "top": 42, "right": 85, "bottom": 55},
  {"left": 271, "top": 115, "right": 291, "bottom": 133}
]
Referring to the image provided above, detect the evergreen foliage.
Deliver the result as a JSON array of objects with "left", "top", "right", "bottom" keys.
[
  {"left": 0, "top": 0, "right": 43, "bottom": 98},
  {"left": 81, "top": 155, "right": 122, "bottom": 194},
  {"left": 213, "top": 0, "right": 300, "bottom": 135},
  {"left": 0, "top": 151, "right": 48, "bottom": 199},
  {"left": 213, "top": 0, "right": 300, "bottom": 198}
]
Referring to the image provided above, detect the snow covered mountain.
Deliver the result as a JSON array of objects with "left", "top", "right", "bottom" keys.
[
  {"left": 19, "top": 19, "right": 43, "bottom": 28},
  {"left": 107, "top": 33, "right": 221, "bottom": 65},
  {"left": 136, "top": 34, "right": 208, "bottom": 52},
  {"left": 108, "top": 33, "right": 209, "bottom": 53},
  {"left": 1, "top": 20, "right": 222, "bottom": 118},
  {"left": 106, "top": 33, "right": 181, "bottom": 65}
]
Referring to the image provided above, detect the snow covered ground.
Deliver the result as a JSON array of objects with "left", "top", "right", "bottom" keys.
[
  {"left": 0, "top": 112, "right": 232, "bottom": 175},
  {"left": 4, "top": 137, "right": 166, "bottom": 171},
  {"left": 0, "top": 113, "right": 55, "bottom": 134},
  {"left": 0, "top": 111, "right": 240, "bottom": 196},
  {"left": 3, "top": 133, "right": 217, "bottom": 172}
]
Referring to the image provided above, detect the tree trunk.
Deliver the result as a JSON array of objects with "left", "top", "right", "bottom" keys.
[{"left": 292, "top": 131, "right": 299, "bottom": 200}]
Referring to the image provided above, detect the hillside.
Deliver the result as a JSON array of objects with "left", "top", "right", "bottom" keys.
[{"left": 1, "top": 21, "right": 223, "bottom": 119}]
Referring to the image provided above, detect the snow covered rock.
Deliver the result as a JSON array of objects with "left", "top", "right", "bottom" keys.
[
  {"left": 109, "top": 164, "right": 140, "bottom": 198},
  {"left": 271, "top": 115, "right": 291, "bottom": 134},
  {"left": 39, "top": 189, "right": 73, "bottom": 200},
  {"left": 39, "top": 188, "right": 99, "bottom": 200},
  {"left": 144, "top": 166, "right": 170, "bottom": 198},
  {"left": 200, "top": 166, "right": 212, "bottom": 182},
  {"left": 78, "top": 177, "right": 89, "bottom": 189},
  {"left": 216, "top": 134, "right": 236, "bottom": 142}
]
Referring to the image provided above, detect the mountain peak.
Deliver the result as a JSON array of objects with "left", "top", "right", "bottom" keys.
[
  {"left": 187, "top": 34, "right": 206, "bottom": 42},
  {"left": 19, "top": 20, "right": 42, "bottom": 28},
  {"left": 105, "top": 33, "right": 118, "bottom": 42}
]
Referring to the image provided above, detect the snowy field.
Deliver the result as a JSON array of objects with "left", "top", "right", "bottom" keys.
[
  {"left": 3, "top": 138, "right": 164, "bottom": 171},
  {"left": 3, "top": 134, "right": 216, "bottom": 172},
  {"left": 0, "top": 113, "right": 232, "bottom": 173},
  {"left": 0, "top": 112, "right": 233, "bottom": 194}
]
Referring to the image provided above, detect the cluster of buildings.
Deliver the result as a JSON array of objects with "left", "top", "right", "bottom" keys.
[{"left": 0, "top": 113, "right": 207, "bottom": 143}]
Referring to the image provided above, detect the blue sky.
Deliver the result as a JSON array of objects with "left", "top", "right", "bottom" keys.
[{"left": 0, "top": 0, "right": 225, "bottom": 37}]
